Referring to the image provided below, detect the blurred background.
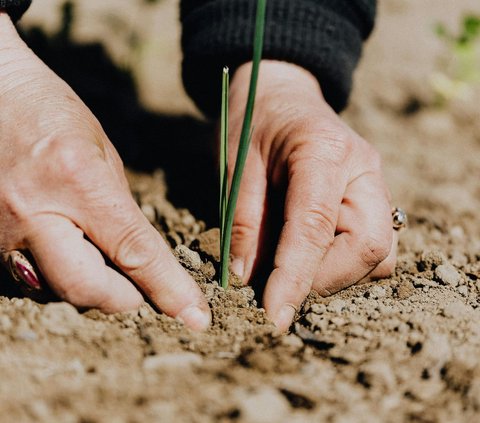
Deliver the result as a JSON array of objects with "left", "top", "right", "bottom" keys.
[
  {"left": 23, "top": 0, "right": 198, "bottom": 116},
  {"left": 17, "top": 0, "right": 480, "bottom": 231}
]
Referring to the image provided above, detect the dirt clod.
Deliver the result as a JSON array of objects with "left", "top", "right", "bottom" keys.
[{"left": 1, "top": 1, "right": 479, "bottom": 421}]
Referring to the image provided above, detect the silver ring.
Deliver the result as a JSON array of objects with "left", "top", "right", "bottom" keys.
[
  {"left": 0, "top": 250, "right": 42, "bottom": 291},
  {"left": 392, "top": 207, "right": 407, "bottom": 231}
]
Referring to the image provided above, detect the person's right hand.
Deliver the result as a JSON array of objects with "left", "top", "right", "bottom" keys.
[{"left": 0, "top": 13, "right": 211, "bottom": 330}]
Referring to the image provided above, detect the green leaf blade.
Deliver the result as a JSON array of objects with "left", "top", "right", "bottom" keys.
[
  {"left": 220, "top": 66, "right": 230, "bottom": 250},
  {"left": 220, "top": 0, "right": 267, "bottom": 289}
]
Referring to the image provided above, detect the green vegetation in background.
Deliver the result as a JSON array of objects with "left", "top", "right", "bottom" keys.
[{"left": 432, "top": 15, "right": 480, "bottom": 103}]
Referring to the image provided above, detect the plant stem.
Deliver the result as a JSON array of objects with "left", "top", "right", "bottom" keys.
[
  {"left": 220, "top": 0, "right": 267, "bottom": 289},
  {"left": 219, "top": 67, "right": 229, "bottom": 254}
]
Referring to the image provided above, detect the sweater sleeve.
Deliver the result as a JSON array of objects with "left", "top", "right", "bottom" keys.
[
  {"left": 180, "top": 0, "right": 376, "bottom": 118},
  {"left": 0, "top": 0, "right": 32, "bottom": 22}
]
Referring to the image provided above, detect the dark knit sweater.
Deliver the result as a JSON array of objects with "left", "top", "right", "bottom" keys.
[
  {"left": 0, "top": 0, "right": 31, "bottom": 22},
  {"left": 181, "top": 0, "right": 376, "bottom": 117},
  {"left": 2, "top": 0, "right": 376, "bottom": 117}
]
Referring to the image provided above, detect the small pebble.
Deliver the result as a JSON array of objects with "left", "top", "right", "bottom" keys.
[
  {"left": 310, "top": 304, "right": 327, "bottom": 314},
  {"left": 348, "top": 324, "right": 365, "bottom": 338},
  {"left": 330, "top": 317, "right": 346, "bottom": 327},
  {"left": 175, "top": 245, "right": 203, "bottom": 271},
  {"left": 143, "top": 352, "right": 202, "bottom": 371},
  {"left": 369, "top": 286, "right": 387, "bottom": 299},
  {"left": 13, "top": 324, "right": 38, "bottom": 342},
  {"left": 236, "top": 387, "right": 290, "bottom": 423},
  {"left": 457, "top": 285, "right": 469, "bottom": 297},
  {"left": 377, "top": 304, "right": 394, "bottom": 315},
  {"left": 138, "top": 304, "right": 151, "bottom": 319},
  {"left": 421, "top": 334, "right": 452, "bottom": 373},
  {"left": 0, "top": 315, "right": 12, "bottom": 331},
  {"left": 181, "top": 213, "right": 196, "bottom": 227},
  {"left": 11, "top": 298, "right": 25, "bottom": 307},
  {"left": 192, "top": 223, "right": 202, "bottom": 235},
  {"left": 305, "top": 313, "right": 328, "bottom": 332},
  {"left": 327, "top": 299, "right": 347, "bottom": 314},
  {"left": 412, "top": 277, "right": 436, "bottom": 288},
  {"left": 140, "top": 204, "right": 156, "bottom": 223},
  {"left": 450, "top": 251, "right": 468, "bottom": 267},
  {"left": 40, "top": 302, "right": 81, "bottom": 336},
  {"left": 449, "top": 226, "right": 465, "bottom": 241},
  {"left": 435, "top": 264, "right": 461, "bottom": 287},
  {"left": 281, "top": 334, "right": 304, "bottom": 350},
  {"left": 359, "top": 360, "right": 396, "bottom": 391},
  {"left": 420, "top": 250, "right": 446, "bottom": 270}
]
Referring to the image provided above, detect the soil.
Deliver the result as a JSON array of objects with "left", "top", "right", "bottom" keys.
[{"left": 1, "top": 0, "right": 480, "bottom": 422}]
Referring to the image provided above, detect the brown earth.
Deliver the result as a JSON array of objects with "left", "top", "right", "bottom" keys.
[{"left": 0, "top": 0, "right": 479, "bottom": 422}]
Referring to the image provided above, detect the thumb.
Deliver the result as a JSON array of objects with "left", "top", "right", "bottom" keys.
[{"left": 229, "top": 150, "right": 267, "bottom": 283}]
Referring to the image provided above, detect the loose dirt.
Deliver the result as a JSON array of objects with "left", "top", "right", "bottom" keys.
[{"left": 0, "top": 0, "right": 479, "bottom": 422}]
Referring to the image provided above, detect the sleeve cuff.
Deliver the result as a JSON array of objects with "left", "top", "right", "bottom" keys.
[
  {"left": 181, "top": 0, "right": 375, "bottom": 118},
  {"left": 0, "top": 0, "right": 32, "bottom": 22}
]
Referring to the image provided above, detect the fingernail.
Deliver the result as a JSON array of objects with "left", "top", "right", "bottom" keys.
[
  {"left": 176, "top": 305, "right": 211, "bottom": 331},
  {"left": 15, "top": 262, "right": 41, "bottom": 290},
  {"left": 231, "top": 257, "right": 245, "bottom": 279},
  {"left": 273, "top": 304, "right": 296, "bottom": 332}
]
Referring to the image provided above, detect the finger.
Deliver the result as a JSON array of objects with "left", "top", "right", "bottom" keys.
[
  {"left": 264, "top": 152, "right": 345, "bottom": 331},
  {"left": 80, "top": 180, "right": 211, "bottom": 331},
  {"left": 369, "top": 230, "right": 398, "bottom": 279},
  {"left": 229, "top": 150, "right": 268, "bottom": 283},
  {"left": 26, "top": 216, "right": 143, "bottom": 312},
  {"left": 313, "top": 173, "right": 393, "bottom": 295}
]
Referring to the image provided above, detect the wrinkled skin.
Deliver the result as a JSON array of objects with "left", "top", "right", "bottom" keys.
[
  {"left": 228, "top": 61, "right": 397, "bottom": 331},
  {"left": 0, "top": 12, "right": 396, "bottom": 333},
  {"left": 0, "top": 13, "right": 211, "bottom": 331}
]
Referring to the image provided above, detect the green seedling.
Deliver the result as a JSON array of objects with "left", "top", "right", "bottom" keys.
[
  {"left": 219, "top": 0, "right": 267, "bottom": 289},
  {"left": 432, "top": 14, "right": 480, "bottom": 103},
  {"left": 219, "top": 67, "right": 229, "bottom": 257}
]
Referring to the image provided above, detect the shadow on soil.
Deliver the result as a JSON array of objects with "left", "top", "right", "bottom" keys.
[
  {"left": 1, "top": 6, "right": 221, "bottom": 299},
  {"left": 18, "top": 17, "right": 218, "bottom": 228}
]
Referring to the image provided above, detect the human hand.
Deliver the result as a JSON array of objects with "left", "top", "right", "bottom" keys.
[
  {"left": 0, "top": 13, "right": 210, "bottom": 330},
  {"left": 227, "top": 60, "right": 397, "bottom": 331}
]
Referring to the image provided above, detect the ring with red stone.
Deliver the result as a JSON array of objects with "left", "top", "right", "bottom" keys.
[{"left": 1, "top": 250, "right": 42, "bottom": 291}]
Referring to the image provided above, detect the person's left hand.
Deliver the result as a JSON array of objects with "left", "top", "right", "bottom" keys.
[{"left": 226, "top": 60, "right": 397, "bottom": 332}]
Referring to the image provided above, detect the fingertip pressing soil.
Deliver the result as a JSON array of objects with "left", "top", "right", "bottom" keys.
[
  {"left": 1, "top": 0, "right": 479, "bottom": 422},
  {"left": 1, "top": 166, "right": 478, "bottom": 423}
]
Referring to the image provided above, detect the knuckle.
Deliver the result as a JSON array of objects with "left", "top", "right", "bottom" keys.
[
  {"left": 44, "top": 137, "right": 100, "bottom": 186},
  {"left": 0, "top": 188, "right": 27, "bottom": 224},
  {"left": 313, "top": 126, "right": 352, "bottom": 163},
  {"left": 358, "top": 234, "right": 391, "bottom": 268},
  {"left": 54, "top": 144, "right": 88, "bottom": 181},
  {"left": 114, "top": 223, "right": 160, "bottom": 273},
  {"left": 231, "top": 219, "right": 258, "bottom": 243},
  {"left": 286, "top": 117, "right": 354, "bottom": 156},
  {"left": 297, "top": 207, "right": 336, "bottom": 243},
  {"left": 289, "top": 134, "right": 350, "bottom": 170}
]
